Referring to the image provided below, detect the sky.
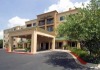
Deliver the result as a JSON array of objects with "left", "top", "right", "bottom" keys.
[{"left": 0, "top": 0, "right": 90, "bottom": 39}]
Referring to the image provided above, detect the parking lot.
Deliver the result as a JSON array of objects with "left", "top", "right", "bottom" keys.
[{"left": 0, "top": 49, "right": 92, "bottom": 70}]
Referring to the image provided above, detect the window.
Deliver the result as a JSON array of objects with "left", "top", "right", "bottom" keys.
[
  {"left": 47, "top": 26, "right": 53, "bottom": 32},
  {"left": 60, "top": 16, "right": 65, "bottom": 21},
  {"left": 27, "top": 24, "right": 32, "bottom": 27},
  {"left": 33, "top": 23, "right": 36, "bottom": 26}
]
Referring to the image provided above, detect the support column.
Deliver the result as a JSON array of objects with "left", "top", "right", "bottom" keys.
[
  {"left": 48, "top": 42, "right": 51, "bottom": 49},
  {"left": 31, "top": 31, "right": 37, "bottom": 54},
  {"left": 8, "top": 36, "right": 13, "bottom": 52},
  {"left": 16, "top": 43, "right": 18, "bottom": 48},
  {"left": 51, "top": 37, "right": 55, "bottom": 50},
  {"left": 63, "top": 41, "right": 67, "bottom": 45},
  {"left": 77, "top": 41, "right": 81, "bottom": 49},
  {"left": 63, "top": 40, "right": 67, "bottom": 49},
  {"left": 22, "top": 43, "right": 25, "bottom": 49}
]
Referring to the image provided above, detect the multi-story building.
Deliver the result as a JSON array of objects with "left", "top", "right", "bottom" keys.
[{"left": 3, "top": 9, "right": 79, "bottom": 54}]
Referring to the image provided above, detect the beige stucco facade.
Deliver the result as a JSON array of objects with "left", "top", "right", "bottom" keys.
[
  {"left": 3, "top": 9, "right": 80, "bottom": 54},
  {"left": 8, "top": 27, "right": 55, "bottom": 54}
]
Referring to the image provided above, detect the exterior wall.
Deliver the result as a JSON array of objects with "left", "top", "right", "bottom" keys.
[
  {"left": 56, "top": 9, "right": 77, "bottom": 28},
  {"left": 24, "top": 9, "right": 77, "bottom": 35},
  {"left": 25, "top": 19, "right": 38, "bottom": 27},
  {"left": 37, "top": 10, "right": 58, "bottom": 32},
  {"left": 3, "top": 28, "right": 14, "bottom": 48},
  {"left": 3, "top": 26, "right": 22, "bottom": 48},
  {"left": 3, "top": 9, "right": 78, "bottom": 49}
]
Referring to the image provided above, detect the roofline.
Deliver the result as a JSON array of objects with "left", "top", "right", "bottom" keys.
[
  {"left": 37, "top": 10, "right": 58, "bottom": 17},
  {"left": 4, "top": 26, "right": 21, "bottom": 31},
  {"left": 25, "top": 19, "right": 37, "bottom": 23},
  {"left": 58, "top": 9, "right": 77, "bottom": 14}
]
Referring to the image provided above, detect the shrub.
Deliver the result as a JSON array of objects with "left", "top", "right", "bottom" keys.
[
  {"left": 69, "top": 47, "right": 100, "bottom": 64},
  {"left": 25, "top": 47, "right": 31, "bottom": 52},
  {"left": 70, "top": 48, "right": 88, "bottom": 57},
  {"left": 63, "top": 44, "right": 69, "bottom": 49},
  {"left": 18, "top": 46, "right": 22, "bottom": 49}
]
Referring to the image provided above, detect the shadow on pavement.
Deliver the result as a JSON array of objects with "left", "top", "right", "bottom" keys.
[{"left": 44, "top": 51, "right": 93, "bottom": 70}]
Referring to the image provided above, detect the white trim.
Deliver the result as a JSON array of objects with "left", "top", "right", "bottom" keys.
[{"left": 36, "top": 31, "right": 55, "bottom": 38}]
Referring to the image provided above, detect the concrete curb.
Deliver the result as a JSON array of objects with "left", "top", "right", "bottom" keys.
[
  {"left": 54, "top": 49, "right": 100, "bottom": 69},
  {"left": 6, "top": 49, "right": 33, "bottom": 55},
  {"left": 7, "top": 51, "right": 33, "bottom": 55}
]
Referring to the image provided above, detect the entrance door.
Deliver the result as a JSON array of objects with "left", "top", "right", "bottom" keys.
[
  {"left": 45, "top": 42, "right": 49, "bottom": 50},
  {"left": 59, "top": 42, "right": 62, "bottom": 48},
  {"left": 41, "top": 43, "right": 43, "bottom": 50},
  {"left": 40, "top": 42, "right": 49, "bottom": 51}
]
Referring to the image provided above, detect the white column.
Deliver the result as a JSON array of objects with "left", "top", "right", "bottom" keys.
[
  {"left": 31, "top": 31, "right": 37, "bottom": 54},
  {"left": 77, "top": 41, "right": 81, "bottom": 49},
  {"left": 63, "top": 41, "right": 67, "bottom": 49},
  {"left": 8, "top": 36, "right": 13, "bottom": 52},
  {"left": 51, "top": 37, "right": 55, "bottom": 50}
]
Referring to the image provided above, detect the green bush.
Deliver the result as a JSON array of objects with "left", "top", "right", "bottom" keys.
[
  {"left": 18, "top": 46, "right": 23, "bottom": 49},
  {"left": 69, "top": 47, "right": 100, "bottom": 64},
  {"left": 25, "top": 47, "right": 31, "bottom": 52},
  {"left": 0, "top": 39, "right": 3, "bottom": 48},
  {"left": 81, "top": 55, "right": 100, "bottom": 64},
  {"left": 69, "top": 47, "right": 88, "bottom": 58},
  {"left": 63, "top": 44, "right": 69, "bottom": 49}
]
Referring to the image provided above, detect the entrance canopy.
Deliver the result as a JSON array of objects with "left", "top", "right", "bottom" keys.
[
  {"left": 9, "top": 27, "right": 55, "bottom": 37},
  {"left": 8, "top": 27, "right": 55, "bottom": 54}
]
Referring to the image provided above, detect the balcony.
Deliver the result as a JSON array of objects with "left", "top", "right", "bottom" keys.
[
  {"left": 47, "top": 18, "right": 54, "bottom": 24},
  {"left": 47, "top": 26, "right": 53, "bottom": 32},
  {"left": 38, "top": 20, "right": 45, "bottom": 26},
  {"left": 40, "top": 27, "right": 45, "bottom": 30}
]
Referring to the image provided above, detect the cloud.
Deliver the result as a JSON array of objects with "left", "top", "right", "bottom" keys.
[
  {"left": 44, "top": 0, "right": 90, "bottom": 13},
  {"left": 8, "top": 16, "right": 29, "bottom": 28},
  {"left": 0, "top": 30, "right": 3, "bottom": 39}
]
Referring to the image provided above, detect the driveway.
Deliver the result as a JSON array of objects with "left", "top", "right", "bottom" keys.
[{"left": 0, "top": 49, "right": 93, "bottom": 70}]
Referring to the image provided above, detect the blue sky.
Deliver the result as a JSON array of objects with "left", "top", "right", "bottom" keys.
[{"left": 0, "top": 0, "right": 90, "bottom": 39}]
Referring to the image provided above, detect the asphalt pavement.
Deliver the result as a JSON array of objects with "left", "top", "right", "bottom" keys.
[{"left": 0, "top": 49, "right": 94, "bottom": 70}]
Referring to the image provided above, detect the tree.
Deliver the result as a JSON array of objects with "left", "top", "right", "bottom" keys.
[
  {"left": 57, "top": 0, "right": 100, "bottom": 57},
  {"left": 0, "top": 39, "right": 3, "bottom": 48}
]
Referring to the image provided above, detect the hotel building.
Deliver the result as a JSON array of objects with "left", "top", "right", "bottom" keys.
[{"left": 3, "top": 9, "right": 79, "bottom": 54}]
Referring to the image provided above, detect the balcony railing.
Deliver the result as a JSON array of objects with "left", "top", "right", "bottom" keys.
[
  {"left": 47, "top": 18, "right": 54, "bottom": 24},
  {"left": 38, "top": 20, "right": 45, "bottom": 26}
]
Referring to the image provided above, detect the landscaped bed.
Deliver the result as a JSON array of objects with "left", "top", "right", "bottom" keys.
[{"left": 68, "top": 47, "right": 100, "bottom": 64}]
